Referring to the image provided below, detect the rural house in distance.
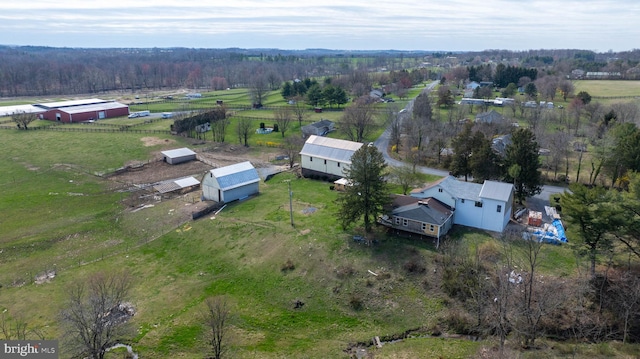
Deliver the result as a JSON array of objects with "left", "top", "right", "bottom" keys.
[
  {"left": 201, "top": 161, "right": 260, "bottom": 203},
  {"left": 410, "top": 176, "right": 514, "bottom": 233},
  {"left": 299, "top": 135, "right": 363, "bottom": 180}
]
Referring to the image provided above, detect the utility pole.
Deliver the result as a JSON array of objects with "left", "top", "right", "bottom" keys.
[{"left": 285, "top": 180, "right": 294, "bottom": 227}]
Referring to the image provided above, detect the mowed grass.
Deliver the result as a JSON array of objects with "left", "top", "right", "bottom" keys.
[
  {"left": 574, "top": 80, "right": 640, "bottom": 97},
  {"left": 0, "top": 87, "right": 600, "bottom": 358}
]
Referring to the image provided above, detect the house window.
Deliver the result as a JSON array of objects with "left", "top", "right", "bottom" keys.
[
  {"left": 324, "top": 159, "right": 327, "bottom": 165},
  {"left": 310, "top": 157, "right": 313, "bottom": 162},
  {"left": 475, "top": 201, "right": 483, "bottom": 208},
  {"left": 430, "top": 224, "right": 435, "bottom": 232},
  {"left": 421, "top": 223, "right": 426, "bottom": 231},
  {"left": 461, "top": 199, "right": 465, "bottom": 203},
  {"left": 395, "top": 217, "right": 401, "bottom": 225},
  {"left": 497, "top": 205, "right": 502, "bottom": 213},
  {"left": 438, "top": 188, "right": 443, "bottom": 193},
  {"left": 403, "top": 219, "right": 408, "bottom": 227},
  {"left": 337, "top": 162, "right": 340, "bottom": 167}
]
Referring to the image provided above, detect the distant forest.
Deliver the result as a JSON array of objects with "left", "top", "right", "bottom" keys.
[{"left": 1, "top": 46, "right": 640, "bottom": 98}]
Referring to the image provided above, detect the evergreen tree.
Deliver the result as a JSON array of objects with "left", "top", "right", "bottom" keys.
[
  {"left": 450, "top": 123, "right": 480, "bottom": 181},
  {"left": 306, "top": 84, "right": 323, "bottom": 107},
  {"left": 470, "top": 133, "right": 503, "bottom": 182},
  {"left": 337, "top": 145, "right": 389, "bottom": 233},
  {"left": 504, "top": 128, "right": 542, "bottom": 203}
]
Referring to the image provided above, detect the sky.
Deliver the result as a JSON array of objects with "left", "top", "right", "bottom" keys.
[{"left": 1, "top": 0, "right": 638, "bottom": 52}]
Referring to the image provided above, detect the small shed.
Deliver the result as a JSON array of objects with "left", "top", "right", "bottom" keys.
[
  {"left": 202, "top": 161, "right": 260, "bottom": 203},
  {"left": 153, "top": 176, "right": 200, "bottom": 194},
  {"left": 333, "top": 178, "right": 351, "bottom": 191},
  {"left": 161, "top": 148, "right": 197, "bottom": 165}
]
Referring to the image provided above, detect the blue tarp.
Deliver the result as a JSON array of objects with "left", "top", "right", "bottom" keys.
[{"left": 552, "top": 219, "right": 568, "bottom": 243}]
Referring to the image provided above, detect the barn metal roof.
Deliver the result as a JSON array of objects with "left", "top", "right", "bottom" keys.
[
  {"left": 36, "top": 98, "right": 108, "bottom": 109},
  {"left": 154, "top": 176, "right": 200, "bottom": 194},
  {"left": 479, "top": 181, "right": 513, "bottom": 202},
  {"left": 161, "top": 148, "right": 196, "bottom": 159},
  {"left": 299, "top": 135, "right": 363, "bottom": 163},
  {"left": 0, "top": 104, "right": 45, "bottom": 117},
  {"left": 55, "top": 101, "right": 128, "bottom": 114},
  {"left": 209, "top": 161, "right": 260, "bottom": 191}
]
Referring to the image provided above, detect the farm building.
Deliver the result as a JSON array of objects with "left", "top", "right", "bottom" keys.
[
  {"left": 379, "top": 195, "right": 454, "bottom": 242},
  {"left": 0, "top": 104, "right": 46, "bottom": 118},
  {"left": 35, "top": 98, "right": 129, "bottom": 122},
  {"left": 301, "top": 119, "right": 334, "bottom": 137},
  {"left": 411, "top": 176, "right": 514, "bottom": 233},
  {"left": 153, "top": 176, "right": 200, "bottom": 194},
  {"left": 201, "top": 161, "right": 260, "bottom": 203},
  {"left": 161, "top": 148, "right": 197, "bottom": 165},
  {"left": 299, "top": 135, "right": 363, "bottom": 180}
]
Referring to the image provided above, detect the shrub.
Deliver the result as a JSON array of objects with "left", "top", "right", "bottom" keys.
[
  {"left": 335, "top": 265, "right": 355, "bottom": 279},
  {"left": 349, "top": 294, "right": 363, "bottom": 310},
  {"left": 403, "top": 258, "right": 426, "bottom": 274},
  {"left": 281, "top": 259, "right": 295, "bottom": 272}
]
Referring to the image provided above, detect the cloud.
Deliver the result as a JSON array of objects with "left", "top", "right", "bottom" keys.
[{"left": 0, "top": 0, "right": 638, "bottom": 51}]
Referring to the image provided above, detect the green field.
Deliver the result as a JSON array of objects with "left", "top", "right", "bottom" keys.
[
  {"left": 2, "top": 83, "right": 639, "bottom": 358},
  {"left": 574, "top": 80, "right": 640, "bottom": 98}
]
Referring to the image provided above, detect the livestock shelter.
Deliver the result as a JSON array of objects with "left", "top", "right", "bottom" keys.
[
  {"left": 36, "top": 98, "right": 129, "bottom": 123},
  {"left": 299, "top": 135, "right": 363, "bottom": 180},
  {"left": 161, "top": 148, "right": 197, "bottom": 165},
  {"left": 201, "top": 161, "right": 260, "bottom": 203}
]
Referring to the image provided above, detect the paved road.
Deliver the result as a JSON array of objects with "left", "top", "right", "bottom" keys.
[{"left": 373, "top": 81, "right": 569, "bottom": 204}]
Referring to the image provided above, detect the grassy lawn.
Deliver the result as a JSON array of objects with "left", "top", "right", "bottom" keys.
[
  {"left": 1, "top": 118, "right": 638, "bottom": 358},
  {"left": 574, "top": 80, "right": 640, "bottom": 98}
]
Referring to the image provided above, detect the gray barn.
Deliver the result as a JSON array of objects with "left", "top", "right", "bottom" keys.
[
  {"left": 201, "top": 161, "right": 260, "bottom": 202},
  {"left": 161, "top": 148, "right": 197, "bottom": 165}
]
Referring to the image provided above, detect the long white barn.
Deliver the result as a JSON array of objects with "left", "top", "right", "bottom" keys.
[{"left": 299, "top": 135, "right": 363, "bottom": 180}]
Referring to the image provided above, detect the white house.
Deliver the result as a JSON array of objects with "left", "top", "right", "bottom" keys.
[
  {"left": 299, "top": 135, "right": 363, "bottom": 180},
  {"left": 410, "top": 176, "right": 514, "bottom": 233},
  {"left": 201, "top": 161, "right": 260, "bottom": 203}
]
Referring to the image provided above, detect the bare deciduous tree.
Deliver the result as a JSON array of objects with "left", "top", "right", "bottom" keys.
[
  {"left": 274, "top": 107, "right": 292, "bottom": 138},
  {"left": 11, "top": 111, "right": 37, "bottom": 130},
  {"left": 341, "top": 97, "right": 376, "bottom": 143},
  {"left": 204, "top": 297, "right": 230, "bottom": 359},
  {"left": 282, "top": 136, "right": 304, "bottom": 169},
  {"left": 60, "top": 271, "right": 134, "bottom": 359},
  {"left": 236, "top": 117, "right": 253, "bottom": 147},
  {"left": 1, "top": 311, "right": 45, "bottom": 340},
  {"left": 291, "top": 96, "right": 308, "bottom": 128}
]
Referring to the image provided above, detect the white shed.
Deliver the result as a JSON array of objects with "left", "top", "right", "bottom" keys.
[
  {"left": 161, "top": 148, "right": 197, "bottom": 165},
  {"left": 201, "top": 161, "right": 260, "bottom": 203}
]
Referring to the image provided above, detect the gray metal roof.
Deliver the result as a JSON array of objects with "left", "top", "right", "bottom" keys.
[
  {"left": 479, "top": 181, "right": 513, "bottom": 202},
  {"left": 57, "top": 101, "right": 128, "bottom": 114},
  {"left": 36, "top": 98, "right": 108, "bottom": 109},
  {"left": 210, "top": 161, "right": 260, "bottom": 191},
  {"left": 161, "top": 148, "right": 196, "bottom": 158},
  {"left": 0, "top": 104, "right": 45, "bottom": 117},
  {"left": 299, "top": 135, "right": 363, "bottom": 163},
  {"left": 154, "top": 176, "right": 200, "bottom": 194}
]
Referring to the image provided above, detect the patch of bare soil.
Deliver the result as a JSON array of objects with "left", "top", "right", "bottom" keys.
[
  {"left": 141, "top": 136, "right": 176, "bottom": 147},
  {"left": 109, "top": 160, "right": 212, "bottom": 186}
]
